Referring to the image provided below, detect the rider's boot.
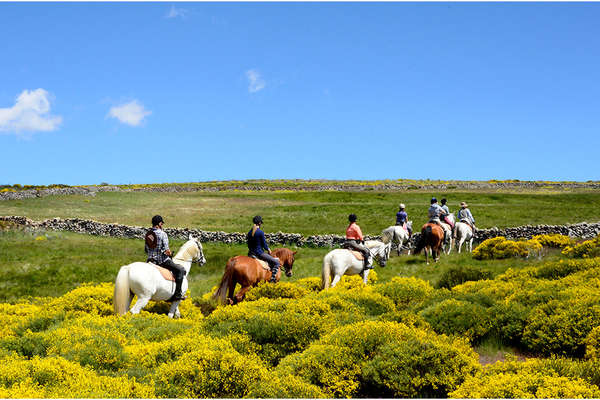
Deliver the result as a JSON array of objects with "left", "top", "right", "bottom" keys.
[
  {"left": 269, "top": 264, "right": 279, "bottom": 283},
  {"left": 169, "top": 273, "right": 186, "bottom": 302},
  {"left": 364, "top": 254, "right": 374, "bottom": 270}
]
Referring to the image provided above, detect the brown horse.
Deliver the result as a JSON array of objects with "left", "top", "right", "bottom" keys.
[
  {"left": 414, "top": 223, "right": 445, "bottom": 264},
  {"left": 212, "top": 248, "right": 297, "bottom": 305}
]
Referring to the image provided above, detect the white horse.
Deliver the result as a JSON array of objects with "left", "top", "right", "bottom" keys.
[
  {"left": 441, "top": 214, "right": 455, "bottom": 255},
  {"left": 113, "top": 235, "right": 206, "bottom": 318},
  {"left": 381, "top": 221, "right": 413, "bottom": 256},
  {"left": 454, "top": 221, "right": 474, "bottom": 253},
  {"left": 321, "top": 240, "right": 391, "bottom": 289}
]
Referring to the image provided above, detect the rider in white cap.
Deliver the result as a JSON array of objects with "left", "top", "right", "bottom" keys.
[{"left": 395, "top": 203, "right": 412, "bottom": 237}]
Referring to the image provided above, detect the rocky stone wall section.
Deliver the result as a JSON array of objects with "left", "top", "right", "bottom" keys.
[
  {"left": 2, "top": 216, "right": 599, "bottom": 248},
  {"left": 2, "top": 180, "right": 600, "bottom": 201}
]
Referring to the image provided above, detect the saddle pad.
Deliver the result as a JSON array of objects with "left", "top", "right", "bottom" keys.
[
  {"left": 249, "top": 257, "right": 280, "bottom": 271},
  {"left": 153, "top": 265, "right": 175, "bottom": 281},
  {"left": 348, "top": 250, "right": 364, "bottom": 261}
]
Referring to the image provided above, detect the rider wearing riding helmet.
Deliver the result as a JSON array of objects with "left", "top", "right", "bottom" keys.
[
  {"left": 344, "top": 213, "right": 372, "bottom": 270},
  {"left": 440, "top": 198, "right": 454, "bottom": 229},
  {"left": 247, "top": 215, "right": 280, "bottom": 283},
  {"left": 145, "top": 215, "right": 187, "bottom": 301},
  {"left": 395, "top": 204, "right": 412, "bottom": 237},
  {"left": 428, "top": 197, "right": 446, "bottom": 225}
]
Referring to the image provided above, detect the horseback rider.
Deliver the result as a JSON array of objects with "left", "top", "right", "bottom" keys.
[
  {"left": 440, "top": 198, "right": 455, "bottom": 229},
  {"left": 395, "top": 203, "right": 412, "bottom": 237},
  {"left": 344, "top": 213, "right": 373, "bottom": 270},
  {"left": 247, "top": 215, "right": 280, "bottom": 283},
  {"left": 428, "top": 197, "right": 451, "bottom": 242},
  {"left": 145, "top": 215, "right": 187, "bottom": 301},
  {"left": 457, "top": 201, "right": 476, "bottom": 232}
]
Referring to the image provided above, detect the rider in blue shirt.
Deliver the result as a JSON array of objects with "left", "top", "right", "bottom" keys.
[
  {"left": 395, "top": 203, "right": 412, "bottom": 236},
  {"left": 247, "top": 215, "right": 280, "bottom": 283}
]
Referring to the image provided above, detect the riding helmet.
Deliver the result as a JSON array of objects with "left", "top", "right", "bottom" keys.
[
  {"left": 253, "top": 215, "right": 263, "bottom": 225},
  {"left": 430, "top": 197, "right": 437, "bottom": 204},
  {"left": 348, "top": 213, "right": 357, "bottom": 222},
  {"left": 399, "top": 203, "right": 406, "bottom": 210},
  {"left": 152, "top": 215, "right": 164, "bottom": 226},
  {"left": 441, "top": 198, "right": 447, "bottom": 204}
]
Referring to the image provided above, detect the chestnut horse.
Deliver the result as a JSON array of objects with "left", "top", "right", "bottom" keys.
[
  {"left": 212, "top": 248, "right": 297, "bottom": 305},
  {"left": 414, "top": 223, "right": 445, "bottom": 264}
]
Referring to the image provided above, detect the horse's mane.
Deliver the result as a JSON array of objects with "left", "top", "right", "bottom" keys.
[{"left": 175, "top": 238, "right": 197, "bottom": 260}]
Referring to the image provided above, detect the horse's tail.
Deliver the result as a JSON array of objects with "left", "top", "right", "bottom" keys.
[
  {"left": 414, "top": 226, "right": 432, "bottom": 254},
  {"left": 321, "top": 252, "right": 333, "bottom": 290},
  {"left": 213, "top": 257, "right": 235, "bottom": 304},
  {"left": 114, "top": 265, "right": 131, "bottom": 315}
]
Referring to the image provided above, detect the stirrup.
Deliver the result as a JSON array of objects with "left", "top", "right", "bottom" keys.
[{"left": 168, "top": 293, "right": 187, "bottom": 302}]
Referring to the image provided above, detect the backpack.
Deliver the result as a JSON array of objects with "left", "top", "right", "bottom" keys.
[{"left": 145, "top": 229, "right": 158, "bottom": 249}]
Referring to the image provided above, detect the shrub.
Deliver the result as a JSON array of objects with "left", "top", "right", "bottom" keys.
[
  {"left": 279, "top": 321, "right": 480, "bottom": 398},
  {"left": 533, "top": 257, "right": 600, "bottom": 280},
  {"left": 436, "top": 265, "right": 493, "bottom": 289},
  {"left": 375, "top": 277, "right": 434, "bottom": 308},
  {"left": 473, "top": 237, "right": 542, "bottom": 260},
  {"left": 247, "top": 372, "right": 326, "bottom": 398},
  {"left": 563, "top": 236, "right": 600, "bottom": 258},
  {"left": 449, "top": 357, "right": 600, "bottom": 398},
  {"left": 586, "top": 326, "right": 600, "bottom": 360},
  {"left": 0, "top": 355, "right": 154, "bottom": 398},
  {"left": 532, "top": 234, "right": 575, "bottom": 248},
  {"left": 245, "top": 281, "right": 308, "bottom": 301},
  {"left": 153, "top": 345, "right": 267, "bottom": 398},
  {"left": 420, "top": 298, "right": 492, "bottom": 343},
  {"left": 522, "top": 295, "right": 600, "bottom": 356},
  {"left": 47, "top": 283, "right": 114, "bottom": 316},
  {"left": 202, "top": 297, "right": 333, "bottom": 365}
]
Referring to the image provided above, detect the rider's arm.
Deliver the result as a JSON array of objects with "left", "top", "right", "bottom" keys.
[
  {"left": 260, "top": 230, "right": 270, "bottom": 253},
  {"left": 162, "top": 231, "right": 172, "bottom": 257}
]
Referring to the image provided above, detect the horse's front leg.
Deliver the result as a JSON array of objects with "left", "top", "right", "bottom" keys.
[
  {"left": 468, "top": 238, "right": 473, "bottom": 252},
  {"left": 168, "top": 301, "right": 181, "bottom": 318},
  {"left": 130, "top": 295, "right": 151, "bottom": 314},
  {"left": 362, "top": 270, "right": 370, "bottom": 285}
]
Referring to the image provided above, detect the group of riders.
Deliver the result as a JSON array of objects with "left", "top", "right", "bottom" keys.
[{"left": 143, "top": 198, "right": 477, "bottom": 299}]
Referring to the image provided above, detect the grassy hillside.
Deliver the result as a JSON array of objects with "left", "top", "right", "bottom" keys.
[{"left": 1, "top": 190, "right": 600, "bottom": 235}]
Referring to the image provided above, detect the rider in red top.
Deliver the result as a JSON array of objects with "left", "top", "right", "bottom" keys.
[{"left": 344, "top": 214, "right": 372, "bottom": 270}]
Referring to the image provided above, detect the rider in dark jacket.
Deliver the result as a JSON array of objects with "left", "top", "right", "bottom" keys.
[{"left": 247, "top": 215, "right": 280, "bottom": 283}]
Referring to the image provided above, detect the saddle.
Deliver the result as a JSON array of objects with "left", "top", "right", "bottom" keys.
[
  {"left": 460, "top": 219, "right": 474, "bottom": 232},
  {"left": 148, "top": 262, "right": 175, "bottom": 281},
  {"left": 342, "top": 249, "right": 364, "bottom": 261},
  {"left": 249, "top": 255, "right": 279, "bottom": 271}
]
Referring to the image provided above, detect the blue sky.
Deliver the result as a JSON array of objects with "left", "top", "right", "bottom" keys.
[{"left": 1, "top": 2, "right": 598, "bottom": 185}]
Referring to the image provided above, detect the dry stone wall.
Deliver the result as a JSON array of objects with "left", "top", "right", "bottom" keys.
[{"left": 2, "top": 216, "right": 599, "bottom": 248}]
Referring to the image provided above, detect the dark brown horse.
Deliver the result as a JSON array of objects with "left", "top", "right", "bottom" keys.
[
  {"left": 212, "top": 248, "right": 297, "bottom": 305},
  {"left": 414, "top": 223, "right": 445, "bottom": 264}
]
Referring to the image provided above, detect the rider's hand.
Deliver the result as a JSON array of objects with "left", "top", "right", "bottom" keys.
[{"left": 164, "top": 249, "right": 172, "bottom": 257}]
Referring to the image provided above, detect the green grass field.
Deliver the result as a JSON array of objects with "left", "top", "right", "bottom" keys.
[
  {"left": 0, "top": 229, "right": 554, "bottom": 303},
  {"left": 1, "top": 190, "right": 599, "bottom": 235}
]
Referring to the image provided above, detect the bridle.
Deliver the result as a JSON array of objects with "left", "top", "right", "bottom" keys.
[{"left": 173, "top": 239, "right": 205, "bottom": 264}]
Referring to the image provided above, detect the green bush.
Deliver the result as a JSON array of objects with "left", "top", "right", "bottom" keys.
[
  {"left": 202, "top": 297, "right": 333, "bottom": 365},
  {"left": 245, "top": 281, "right": 308, "bottom": 301},
  {"left": 279, "top": 321, "right": 480, "bottom": 398},
  {"left": 449, "top": 357, "right": 600, "bottom": 398},
  {"left": 436, "top": 265, "right": 492, "bottom": 289},
  {"left": 154, "top": 345, "right": 267, "bottom": 398},
  {"left": 375, "top": 277, "right": 434, "bottom": 308},
  {"left": 522, "top": 295, "right": 600, "bottom": 356},
  {"left": 420, "top": 298, "right": 492, "bottom": 343}
]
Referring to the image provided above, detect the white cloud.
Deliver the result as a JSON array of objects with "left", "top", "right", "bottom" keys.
[
  {"left": 0, "top": 89, "right": 62, "bottom": 134},
  {"left": 165, "top": 5, "right": 188, "bottom": 19},
  {"left": 107, "top": 100, "right": 151, "bottom": 127},
  {"left": 246, "top": 69, "right": 266, "bottom": 93}
]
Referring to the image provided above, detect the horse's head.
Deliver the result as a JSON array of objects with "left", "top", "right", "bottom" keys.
[
  {"left": 188, "top": 234, "right": 206, "bottom": 266},
  {"left": 366, "top": 240, "right": 391, "bottom": 268},
  {"left": 407, "top": 220, "right": 413, "bottom": 230},
  {"left": 274, "top": 248, "right": 296, "bottom": 277}
]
